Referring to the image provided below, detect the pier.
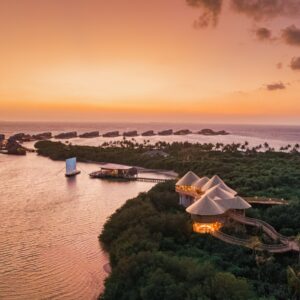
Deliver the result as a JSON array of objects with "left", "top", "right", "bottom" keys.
[
  {"left": 134, "top": 177, "right": 169, "bottom": 183},
  {"left": 89, "top": 163, "right": 172, "bottom": 183},
  {"left": 89, "top": 172, "right": 170, "bottom": 183}
]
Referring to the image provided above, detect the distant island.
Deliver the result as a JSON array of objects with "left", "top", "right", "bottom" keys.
[
  {"left": 79, "top": 131, "right": 100, "bottom": 138},
  {"left": 103, "top": 131, "right": 120, "bottom": 137},
  {"left": 174, "top": 129, "right": 192, "bottom": 135},
  {"left": 141, "top": 130, "right": 156, "bottom": 136},
  {"left": 123, "top": 130, "right": 138, "bottom": 137},
  {"left": 198, "top": 128, "right": 229, "bottom": 135},
  {"left": 54, "top": 131, "right": 77, "bottom": 139}
]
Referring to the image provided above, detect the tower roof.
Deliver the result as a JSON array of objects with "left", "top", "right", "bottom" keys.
[
  {"left": 176, "top": 171, "right": 199, "bottom": 186},
  {"left": 192, "top": 177, "right": 210, "bottom": 189},
  {"left": 204, "top": 184, "right": 236, "bottom": 200},
  {"left": 215, "top": 196, "right": 251, "bottom": 210},
  {"left": 202, "top": 175, "right": 237, "bottom": 195},
  {"left": 186, "top": 195, "right": 226, "bottom": 216}
]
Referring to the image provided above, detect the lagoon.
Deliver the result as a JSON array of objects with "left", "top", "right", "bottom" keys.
[{"left": 0, "top": 153, "right": 169, "bottom": 299}]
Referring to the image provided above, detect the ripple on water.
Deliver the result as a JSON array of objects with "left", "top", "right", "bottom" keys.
[{"left": 0, "top": 154, "right": 162, "bottom": 299}]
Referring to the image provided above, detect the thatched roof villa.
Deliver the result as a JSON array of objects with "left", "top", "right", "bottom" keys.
[{"left": 176, "top": 172, "right": 251, "bottom": 233}]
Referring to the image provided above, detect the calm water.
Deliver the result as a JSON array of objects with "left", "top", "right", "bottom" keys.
[{"left": 0, "top": 153, "right": 169, "bottom": 299}]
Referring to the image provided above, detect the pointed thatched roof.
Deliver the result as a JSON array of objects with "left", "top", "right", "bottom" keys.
[
  {"left": 192, "top": 177, "right": 210, "bottom": 189},
  {"left": 202, "top": 175, "right": 237, "bottom": 195},
  {"left": 176, "top": 171, "right": 199, "bottom": 186},
  {"left": 215, "top": 196, "right": 251, "bottom": 210},
  {"left": 186, "top": 195, "right": 226, "bottom": 216},
  {"left": 204, "top": 184, "right": 236, "bottom": 200}
]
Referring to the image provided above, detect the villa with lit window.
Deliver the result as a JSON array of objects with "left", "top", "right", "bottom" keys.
[
  {"left": 176, "top": 171, "right": 251, "bottom": 233},
  {"left": 176, "top": 172, "right": 300, "bottom": 253}
]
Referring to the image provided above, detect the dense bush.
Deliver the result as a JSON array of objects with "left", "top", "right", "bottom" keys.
[
  {"left": 99, "top": 182, "right": 299, "bottom": 299},
  {"left": 35, "top": 141, "right": 300, "bottom": 299},
  {"left": 35, "top": 140, "right": 300, "bottom": 201}
]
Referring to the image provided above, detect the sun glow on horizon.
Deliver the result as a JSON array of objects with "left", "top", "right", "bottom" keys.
[{"left": 0, "top": 0, "right": 300, "bottom": 124}]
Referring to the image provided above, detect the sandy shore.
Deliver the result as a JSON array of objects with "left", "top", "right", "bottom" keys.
[{"left": 46, "top": 133, "right": 299, "bottom": 152}]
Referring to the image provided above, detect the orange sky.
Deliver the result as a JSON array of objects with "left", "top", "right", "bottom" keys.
[{"left": 1, "top": 0, "right": 300, "bottom": 124}]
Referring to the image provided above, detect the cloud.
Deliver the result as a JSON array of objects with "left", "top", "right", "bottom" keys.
[
  {"left": 231, "top": 0, "right": 300, "bottom": 20},
  {"left": 290, "top": 57, "right": 300, "bottom": 70},
  {"left": 255, "top": 27, "right": 272, "bottom": 40},
  {"left": 193, "top": 12, "right": 212, "bottom": 28},
  {"left": 282, "top": 25, "right": 300, "bottom": 46},
  {"left": 186, "top": 0, "right": 223, "bottom": 27},
  {"left": 276, "top": 62, "right": 282, "bottom": 69},
  {"left": 265, "top": 82, "right": 286, "bottom": 91}
]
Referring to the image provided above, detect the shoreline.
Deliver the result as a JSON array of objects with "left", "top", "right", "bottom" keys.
[{"left": 52, "top": 134, "right": 299, "bottom": 152}]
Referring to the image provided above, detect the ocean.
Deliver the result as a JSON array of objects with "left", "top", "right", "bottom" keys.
[
  {"left": 1, "top": 121, "right": 299, "bottom": 150},
  {"left": 0, "top": 153, "right": 172, "bottom": 299}
]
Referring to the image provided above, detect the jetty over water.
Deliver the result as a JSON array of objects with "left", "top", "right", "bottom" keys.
[{"left": 89, "top": 163, "right": 171, "bottom": 183}]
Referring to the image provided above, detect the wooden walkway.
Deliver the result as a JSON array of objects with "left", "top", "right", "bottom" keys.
[
  {"left": 211, "top": 230, "right": 299, "bottom": 253},
  {"left": 89, "top": 172, "right": 170, "bottom": 183},
  {"left": 244, "top": 197, "right": 288, "bottom": 206},
  {"left": 220, "top": 212, "right": 300, "bottom": 253},
  {"left": 176, "top": 187, "right": 298, "bottom": 253},
  {"left": 135, "top": 177, "right": 169, "bottom": 183}
]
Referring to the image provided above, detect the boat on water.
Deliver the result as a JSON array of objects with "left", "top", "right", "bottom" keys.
[{"left": 65, "top": 157, "right": 81, "bottom": 177}]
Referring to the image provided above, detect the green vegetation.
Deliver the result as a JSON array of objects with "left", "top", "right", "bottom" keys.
[
  {"left": 35, "top": 140, "right": 300, "bottom": 299},
  {"left": 99, "top": 182, "right": 299, "bottom": 299},
  {"left": 35, "top": 140, "right": 300, "bottom": 200}
]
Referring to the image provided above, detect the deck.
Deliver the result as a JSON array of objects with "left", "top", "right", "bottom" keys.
[
  {"left": 89, "top": 171, "right": 170, "bottom": 183},
  {"left": 244, "top": 197, "right": 288, "bottom": 205}
]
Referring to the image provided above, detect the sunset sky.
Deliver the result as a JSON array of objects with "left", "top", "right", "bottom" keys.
[{"left": 1, "top": 0, "right": 300, "bottom": 124}]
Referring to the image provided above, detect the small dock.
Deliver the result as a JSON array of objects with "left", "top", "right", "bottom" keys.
[
  {"left": 135, "top": 177, "right": 169, "bottom": 183},
  {"left": 89, "top": 172, "right": 170, "bottom": 183},
  {"left": 89, "top": 163, "right": 172, "bottom": 183}
]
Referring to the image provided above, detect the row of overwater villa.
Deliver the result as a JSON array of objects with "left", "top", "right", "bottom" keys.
[{"left": 175, "top": 171, "right": 251, "bottom": 233}]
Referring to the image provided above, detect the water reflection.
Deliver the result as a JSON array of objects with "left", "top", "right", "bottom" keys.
[
  {"left": 0, "top": 153, "right": 170, "bottom": 299},
  {"left": 66, "top": 176, "right": 78, "bottom": 188}
]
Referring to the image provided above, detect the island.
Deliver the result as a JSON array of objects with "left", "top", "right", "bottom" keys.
[
  {"left": 54, "top": 131, "right": 77, "bottom": 139},
  {"left": 123, "top": 130, "right": 138, "bottom": 137},
  {"left": 103, "top": 131, "right": 120, "bottom": 138},
  {"left": 198, "top": 128, "right": 229, "bottom": 135},
  {"left": 32, "top": 132, "right": 52, "bottom": 140},
  {"left": 158, "top": 129, "right": 173, "bottom": 136},
  {"left": 3, "top": 139, "right": 26, "bottom": 155},
  {"left": 174, "top": 129, "right": 192, "bottom": 135},
  {"left": 141, "top": 130, "right": 156, "bottom": 136},
  {"left": 79, "top": 131, "right": 100, "bottom": 138},
  {"left": 9, "top": 133, "right": 32, "bottom": 142}
]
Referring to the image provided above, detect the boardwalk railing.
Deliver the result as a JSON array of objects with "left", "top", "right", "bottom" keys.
[
  {"left": 211, "top": 230, "right": 297, "bottom": 253},
  {"left": 228, "top": 212, "right": 292, "bottom": 243},
  {"left": 135, "top": 177, "right": 169, "bottom": 183},
  {"left": 176, "top": 186, "right": 299, "bottom": 252}
]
